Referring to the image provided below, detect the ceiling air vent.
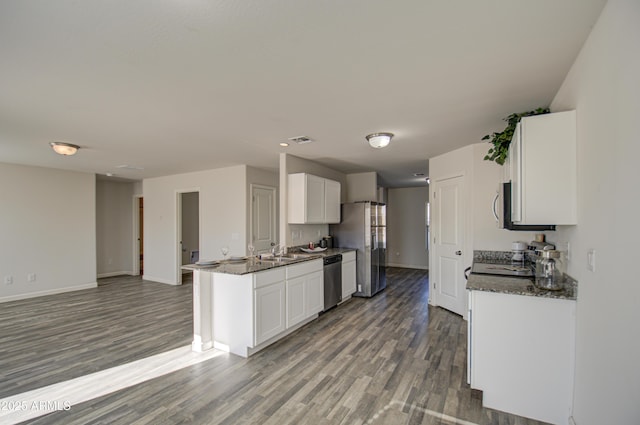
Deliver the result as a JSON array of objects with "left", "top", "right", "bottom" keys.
[
  {"left": 288, "top": 136, "right": 314, "bottom": 145},
  {"left": 116, "top": 165, "right": 145, "bottom": 170}
]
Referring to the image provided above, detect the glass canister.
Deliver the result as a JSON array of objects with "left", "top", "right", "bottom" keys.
[{"left": 535, "top": 250, "right": 563, "bottom": 290}]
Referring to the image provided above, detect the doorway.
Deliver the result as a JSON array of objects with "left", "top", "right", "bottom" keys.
[
  {"left": 133, "top": 196, "right": 144, "bottom": 276},
  {"left": 432, "top": 174, "right": 466, "bottom": 316},
  {"left": 177, "top": 191, "right": 200, "bottom": 285},
  {"left": 250, "top": 185, "right": 276, "bottom": 253}
]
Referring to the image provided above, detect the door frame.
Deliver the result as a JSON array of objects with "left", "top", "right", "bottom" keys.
[
  {"left": 132, "top": 195, "right": 143, "bottom": 277},
  {"left": 176, "top": 188, "right": 201, "bottom": 285},
  {"left": 249, "top": 184, "right": 277, "bottom": 253},
  {"left": 429, "top": 172, "right": 468, "bottom": 318}
]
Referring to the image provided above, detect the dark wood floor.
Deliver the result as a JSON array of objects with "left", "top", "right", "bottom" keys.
[
  {"left": 12, "top": 268, "right": 547, "bottom": 425},
  {"left": 0, "top": 274, "right": 193, "bottom": 398}
]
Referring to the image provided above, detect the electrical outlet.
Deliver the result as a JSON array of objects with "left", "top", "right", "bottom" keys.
[
  {"left": 4, "top": 275, "right": 13, "bottom": 285},
  {"left": 27, "top": 273, "right": 36, "bottom": 282}
]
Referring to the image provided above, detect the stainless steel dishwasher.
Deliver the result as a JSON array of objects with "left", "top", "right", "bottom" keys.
[{"left": 323, "top": 254, "right": 342, "bottom": 311}]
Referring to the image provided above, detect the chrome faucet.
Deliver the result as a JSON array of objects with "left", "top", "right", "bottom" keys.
[{"left": 270, "top": 242, "right": 281, "bottom": 257}]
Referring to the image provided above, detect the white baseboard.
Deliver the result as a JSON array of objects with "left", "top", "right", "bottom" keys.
[
  {"left": 97, "top": 271, "right": 134, "bottom": 278},
  {"left": 386, "top": 262, "right": 429, "bottom": 271},
  {"left": 0, "top": 282, "right": 98, "bottom": 303},
  {"left": 142, "top": 275, "right": 179, "bottom": 286}
]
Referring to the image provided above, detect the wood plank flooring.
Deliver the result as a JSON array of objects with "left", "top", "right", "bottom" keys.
[
  {"left": 6, "top": 268, "right": 549, "bottom": 425},
  {"left": 0, "top": 275, "right": 193, "bottom": 398}
]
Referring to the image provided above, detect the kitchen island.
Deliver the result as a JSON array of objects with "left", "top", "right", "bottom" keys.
[
  {"left": 466, "top": 270, "right": 577, "bottom": 424},
  {"left": 183, "top": 248, "right": 355, "bottom": 357}
]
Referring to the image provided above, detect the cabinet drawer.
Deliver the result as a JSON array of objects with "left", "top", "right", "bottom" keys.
[
  {"left": 253, "top": 267, "right": 286, "bottom": 289},
  {"left": 341, "top": 251, "right": 356, "bottom": 262},
  {"left": 286, "top": 259, "right": 322, "bottom": 279}
]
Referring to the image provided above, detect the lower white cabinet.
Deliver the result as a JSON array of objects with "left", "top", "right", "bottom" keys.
[
  {"left": 254, "top": 281, "right": 286, "bottom": 346},
  {"left": 211, "top": 260, "right": 323, "bottom": 357},
  {"left": 468, "top": 290, "right": 576, "bottom": 425},
  {"left": 341, "top": 251, "right": 357, "bottom": 300},
  {"left": 285, "top": 276, "right": 306, "bottom": 328},
  {"left": 286, "top": 260, "right": 323, "bottom": 328}
]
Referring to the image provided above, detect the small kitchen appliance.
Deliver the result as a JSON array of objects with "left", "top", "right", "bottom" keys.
[
  {"left": 535, "top": 249, "right": 563, "bottom": 290},
  {"left": 511, "top": 241, "right": 528, "bottom": 263}
]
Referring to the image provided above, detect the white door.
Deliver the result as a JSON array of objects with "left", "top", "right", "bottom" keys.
[
  {"left": 433, "top": 175, "right": 466, "bottom": 316},
  {"left": 251, "top": 185, "right": 276, "bottom": 253}
]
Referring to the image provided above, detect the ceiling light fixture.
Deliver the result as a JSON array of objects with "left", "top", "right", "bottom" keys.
[
  {"left": 50, "top": 142, "right": 80, "bottom": 156},
  {"left": 366, "top": 132, "right": 394, "bottom": 149},
  {"left": 279, "top": 142, "right": 290, "bottom": 147}
]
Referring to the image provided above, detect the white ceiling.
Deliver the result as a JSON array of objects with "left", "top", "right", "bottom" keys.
[{"left": 0, "top": 0, "right": 606, "bottom": 187}]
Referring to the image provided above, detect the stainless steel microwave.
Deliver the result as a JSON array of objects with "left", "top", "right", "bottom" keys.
[{"left": 496, "top": 182, "right": 556, "bottom": 231}]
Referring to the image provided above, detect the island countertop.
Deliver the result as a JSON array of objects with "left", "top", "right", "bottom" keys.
[
  {"left": 466, "top": 273, "right": 577, "bottom": 300},
  {"left": 182, "top": 247, "right": 356, "bottom": 276}
]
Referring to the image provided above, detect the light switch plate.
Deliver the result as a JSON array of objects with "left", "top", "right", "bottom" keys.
[{"left": 587, "top": 249, "right": 596, "bottom": 272}]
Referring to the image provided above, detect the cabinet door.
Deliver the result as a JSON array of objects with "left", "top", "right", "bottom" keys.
[
  {"left": 286, "top": 276, "right": 306, "bottom": 328},
  {"left": 254, "top": 282, "right": 286, "bottom": 346},
  {"left": 509, "top": 123, "right": 522, "bottom": 223},
  {"left": 324, "top": 179, "right": 341, "bottom": 223},
  {"left": 305, "top": 270, "right": 324, "bottom": 316},
  {"left": 520, "top": 111, "right": 577, "bottom": 225},
  {"left": 341, "top": 260, "right": 356, "bottom": 299},
  {"left": 306, "top": 174, "right": 325, "bottom": 223}
]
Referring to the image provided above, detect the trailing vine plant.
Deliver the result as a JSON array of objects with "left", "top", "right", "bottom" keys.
[{"left": 482, "top": 107, "right": 550, "bottom": 165}]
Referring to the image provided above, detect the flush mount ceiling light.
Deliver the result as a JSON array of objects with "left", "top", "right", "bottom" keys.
[
  {"left": 279, "top": 142, "right": 290, "bottom": 147},
  {"left": 366, "top": 132, "right": 394, "bottom": 149},
  {"left": 50, "top": 142, "right": 80, "bottom": 156}
]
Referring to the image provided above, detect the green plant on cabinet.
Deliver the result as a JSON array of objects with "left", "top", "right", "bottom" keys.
[{"left": 482, "top": 107, "right": 550, "bottom": 165}]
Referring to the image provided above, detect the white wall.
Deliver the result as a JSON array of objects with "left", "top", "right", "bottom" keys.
[
  {"left": 180, "top": 192, "right": 199, "bottom": 266},
  {"left": 279, "top": 154, "right": 347, "bottom": 248},
  {"left": 96, "top": 179, "right": 134, "bottom": 277},
  {"left": 387, "top": 187, "right": 429, "bottom": 269},
  {"left": 549, "top": 1, "right": 640, "bottom": 423},
  {"left": 346, "top": 172, "right": 378, "bottom": 202},
  {"left": 0, "top": 163, "right": 97, "bottom": 302},
  {"left": 143, "top": 165, "right": 246, "bottom": 285}
]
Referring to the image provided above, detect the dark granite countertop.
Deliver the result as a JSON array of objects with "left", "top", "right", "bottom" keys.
[
  {"left": 181, "top": 247, "right": 356, "bottom": 276},
  {"left": 467, "top": 273, "right": 577, "bottom": 300}
]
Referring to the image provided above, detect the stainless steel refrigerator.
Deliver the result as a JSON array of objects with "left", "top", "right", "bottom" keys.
[{"left": 330, "top": 202, "right": 386, "bottom": 297}]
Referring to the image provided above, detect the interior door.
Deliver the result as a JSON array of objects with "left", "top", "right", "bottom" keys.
[
  {"left": 252, "top": 185, "right": 277, "bottom": 253},
  {"left": 433, "top": 175, "right": 466, "bottom": 316}
]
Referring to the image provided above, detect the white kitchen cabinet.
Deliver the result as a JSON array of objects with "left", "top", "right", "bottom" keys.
[
  {"left": 341, "top": 251, "right": 357, "bottom": 300},
  {"left": 324, "top": 179, "right": 341, "bottom": 223},
  {"left": 288, "top": 173, "right": 341, "bottom": 224},
  {"left": 468, "top": 289, "right": 576, "bottom": 424},
  {"left": 286, "top": 259, "right": 323, "bottom": 328},
  {"left": 508, "top": 110, "right": 577, "bottom": 225},
  {"left": 254, "top": 281, "right": 286, "bottom": 345}
]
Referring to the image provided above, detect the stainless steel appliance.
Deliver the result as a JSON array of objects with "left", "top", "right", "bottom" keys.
[
  {"left": 471, "top": 261, "right": 534, "bottom": 277},
  {"left": 323, "top": 254, "right": 342, "bottom": 310},
  {"left": 495, "top": 182, "right": 556, "bottom": 231},
  {"left": 330, "top": 202, "right": 386, "bottom": 297}
]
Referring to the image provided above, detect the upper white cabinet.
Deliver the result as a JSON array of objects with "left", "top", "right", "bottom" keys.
[
  {"left": 508, "top": 110, "right": 577, "bottom": 225},
  {"left": 288, "top": 173, "right": 341, "bottom": 224}
]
